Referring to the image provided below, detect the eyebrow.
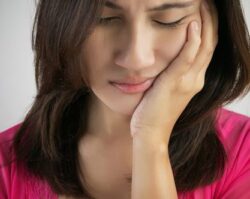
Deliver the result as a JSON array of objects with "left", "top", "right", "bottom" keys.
[{"left": 104, "top": 1, "right": 195, "bottom": 12}]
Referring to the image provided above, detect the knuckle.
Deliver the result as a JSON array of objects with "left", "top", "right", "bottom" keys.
[
  {"left": 195, "top": 36, "right": 202, "bottom": 44},
  {"left": 205, "top": 45, "right": 214, "bottom": 57},
  {"left": 178, "top": 75, "right": 195, "bottom": 94},
  {"left": 195, "top": 74, "right": 205, "bottom": 91},
  {"left": 198, "top": 38, "right": 202, "bottom": 46},
  {"left": 183, "top": 55, "right": 194, "bottom": 66},
  {"left": 195, "top": 81, "right": 205, "bottom": 92},
  {"left": 175, "top": 72, "right": 205, "bottom": 94}
]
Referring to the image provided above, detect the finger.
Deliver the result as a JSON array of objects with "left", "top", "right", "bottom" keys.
[
  {"left": 208, "top": 0, "right": 219, "bottom": 36},
  {"left": 191, "top": 0, "right": 218, "bottom": 75},
  {"left": 164, "top": 20, "right": 201, "bottom": 79}
]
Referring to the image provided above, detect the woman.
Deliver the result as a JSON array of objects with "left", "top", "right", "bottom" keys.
[{"left": 0, "top": 0, "right": 250, "bottom": 198}]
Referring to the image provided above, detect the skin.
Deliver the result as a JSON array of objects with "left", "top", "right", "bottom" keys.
[
  {"left": 81, "top": 0, "right": 203, "bottom": 139},
  {"left": 78, "top": 0, "right": 218, "bottom": 198}
]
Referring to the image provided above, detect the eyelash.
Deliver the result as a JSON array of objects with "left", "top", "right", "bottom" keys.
[{"left": 98, "top": 16, "right": 185, "bottom": 28}]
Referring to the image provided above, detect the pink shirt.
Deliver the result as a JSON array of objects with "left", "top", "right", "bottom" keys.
[{"left": 1, "top": 108, "right": 250, "bottom": 199}]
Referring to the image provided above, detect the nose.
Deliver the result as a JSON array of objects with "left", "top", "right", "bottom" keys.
[{"left": 114, "top": 25, "right": 155, "bottom": 70}]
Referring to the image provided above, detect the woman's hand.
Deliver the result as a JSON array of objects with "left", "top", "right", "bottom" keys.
[
  {"left": 130, "top": 0, "right": 218, "bottom": 144},
  {"left": 131, "top": 1, "right": 218, "bottom": 198}
]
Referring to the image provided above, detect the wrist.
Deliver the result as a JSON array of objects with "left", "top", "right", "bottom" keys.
[
  {"left": 131, "top": 125, "right": 174, "bottom": 145},
  {"left": 132, "top": 132, "right": 170, "bottom": 156}
]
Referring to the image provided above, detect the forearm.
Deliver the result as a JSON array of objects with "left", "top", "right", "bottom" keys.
[{"left": 131, "top": 133, "right": 178, "bottom": 199}]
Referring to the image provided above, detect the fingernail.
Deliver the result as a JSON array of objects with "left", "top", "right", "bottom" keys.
[{"left": 191, "top": 21, "right": 199, "bottom": 32}]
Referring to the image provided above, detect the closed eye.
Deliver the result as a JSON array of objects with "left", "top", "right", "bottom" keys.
[
  {"left": 98, "top": 17, "right": 121, "bottom": 25},
  {"left": 153, "top": 16, "right": 187, "bottom": 28},
  {"left": 99, "top": 15, "right": 188, "bottom": 28}
]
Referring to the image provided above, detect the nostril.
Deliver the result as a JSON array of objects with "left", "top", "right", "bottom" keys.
[
  {"left": 125, "top": 176, "right": 132, "bottom": 184},
  {"left": 114, "top": 50, "right": 155, "bottom": 70}
]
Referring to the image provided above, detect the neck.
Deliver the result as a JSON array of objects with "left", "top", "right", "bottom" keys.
[{"left": 86, "top": 92, "right": 132, "bottom": 140}]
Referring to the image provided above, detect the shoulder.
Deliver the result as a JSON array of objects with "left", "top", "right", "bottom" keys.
[
  {"left": 0, "top": 123, "right": 23, "bottom": 174},
  {"left": 0, "top": 123, "right": 57, "bottom": 199},
  {"left": 0, "top": 123, "right": 23, "bottom": 168},
  {"left": 215, "top": 108, "right": 250, "bottom": 155},
  {"left": 179, "top": 108, "right": 250, "bottom": 199},
  {"left": 0, "top": 123, "right": 22, "bottom": 144},
  {"left": 212, "top": 108, "right": 250, "bottom": 198},
  {"left": 216, "top": 108, "right": 250, "bottom": 133},
  {"left": 0, "top": 123, "right": 25, "bottom": 199}
]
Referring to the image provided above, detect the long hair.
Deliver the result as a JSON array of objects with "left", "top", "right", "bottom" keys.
[{"left": 11, "top": 0, "right": 250, "bottom": 197}]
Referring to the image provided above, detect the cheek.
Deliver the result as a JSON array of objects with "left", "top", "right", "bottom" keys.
[
  {"left": 156, "top": 28, "right": 187, "bottom": 65},
  {"left": 81, "top": 31, "right": 111, "bottom": 84}
]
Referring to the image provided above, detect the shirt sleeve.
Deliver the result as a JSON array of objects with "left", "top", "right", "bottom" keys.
[
  {"left": 220, "top": 169, "right": 250, "bottom": 199},
  {"left": 0, "top": 124, "right": 26, "bottom": 199},
  {"left": 0, "top": 128, "right": 15, "bottom": 198},
  {"left": 178, "top": 109, "right": 250, "bottom": 199},
  {"left": 215, "top": 109, "right": 250, "bottom": 199},
  {"left": 0, "top": 124, "right": 57, "bottom": 199}
]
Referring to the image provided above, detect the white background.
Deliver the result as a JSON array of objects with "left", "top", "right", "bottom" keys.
[{"left": 0, "top": 0, "right": 250, "bottom": 132}]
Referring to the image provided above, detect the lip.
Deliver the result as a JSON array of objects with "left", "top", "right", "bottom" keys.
[
  {"left": 111, "top": 78, "right": 152, "bottom": 85},
  {"left": 110, "top": 78, "right": 154, "bottom": 94}
]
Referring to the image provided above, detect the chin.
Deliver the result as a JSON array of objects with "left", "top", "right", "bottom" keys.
[
  {"left": 92, "top": 84, "right": 144, "bottom": 116},
  {"left": 106, "top": 101, "right": 138, "bottom": 116}
]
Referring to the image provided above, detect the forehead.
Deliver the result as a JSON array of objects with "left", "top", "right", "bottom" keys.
[{"left": 104, "top": 0, "right": 197, "bottom": 12}]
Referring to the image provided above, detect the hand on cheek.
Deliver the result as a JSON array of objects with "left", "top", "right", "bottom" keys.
[{"left": 130, "top": 0, "right": 218, "bottom": 144}]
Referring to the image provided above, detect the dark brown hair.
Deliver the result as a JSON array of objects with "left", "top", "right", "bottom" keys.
[{"left": 9, "top": 0, "right": 250, "bottom": 198}]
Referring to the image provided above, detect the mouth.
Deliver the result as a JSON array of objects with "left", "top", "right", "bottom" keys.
[{"left": 110, "top": 78, "right": 154, "bottom": 94}]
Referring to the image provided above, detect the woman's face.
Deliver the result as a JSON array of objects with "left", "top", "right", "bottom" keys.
[{"left": 81, "top": 0, "right": 202, "bottom": 116}]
